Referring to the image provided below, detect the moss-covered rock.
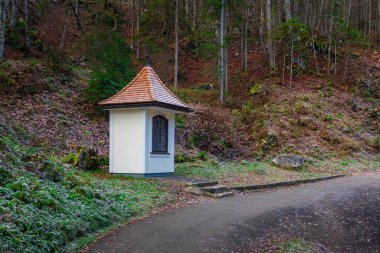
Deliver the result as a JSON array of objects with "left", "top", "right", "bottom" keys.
[
  {"left": 273, "top": 153, "right": 305, "bottom": 169},
  {"left": 76, "top": 147, "right": 100, "bottom": 171}
]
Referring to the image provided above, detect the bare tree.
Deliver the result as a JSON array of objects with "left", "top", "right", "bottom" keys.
[
  {"left": 378, "top": 0, "right": 380, "bottom": 45},
  {"left": 241, "top": 4, "right": 248, "bottom": 71},
  {"left": 224, "top": 2, "right": 228, "bottom": 93},
  {"left": 131, "top": 0, "right": 135, "bottom": 51},
  {"left": 347, "top": 0, "right": 352, "bottom": 27},
  {"left": 75, "top": 0, "right": 80, "bottom": 18},
  {"left": 24, "top": 0, "right": 30, "bottom": 48},
  {"left": 174, "top": 0, "right": 179, "bottom": 89},
  {"left": 266, "top": 0, "right": 275, "bottom": 70},
  {"left": 0, "top": 0, "right": 8, "bottom": 60},
  {"left": 327, "top": 0, "right": 334, "bottom": 75},
  {"left": 284, "top": 0, "right": 291, "bottom": 20},
  {"left": 10, "top": 0, "right": 18, "bottom": 31},
  {"left": 219, "top": 0, "right": 225, "bottom": 103},
  {"left": 136, "top": 0, "right": 140, "bottom": 63}
]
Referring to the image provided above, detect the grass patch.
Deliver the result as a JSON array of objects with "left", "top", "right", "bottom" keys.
[
  {"left": 175, "top": 161, "right": 328, "bottom": 186},
  {"left": 310, "top": 158, "right": 380, "bottom": 174},
  {"left": 278, "top": 239, "right": 316, "bottom": 253}
]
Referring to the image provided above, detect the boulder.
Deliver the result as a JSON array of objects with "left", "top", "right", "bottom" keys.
[
  {"left": 273, "top": 154, "right": 305, "bottom": 169},
  {"left": 76, "top": 147, "right": 99, "bottom": 171}
]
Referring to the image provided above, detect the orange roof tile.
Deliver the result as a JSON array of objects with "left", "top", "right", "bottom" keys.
[{"left": 98, "top": 66, "right": 190, "bottom": 112}]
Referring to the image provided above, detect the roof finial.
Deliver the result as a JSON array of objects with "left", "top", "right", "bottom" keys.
[{"left": 146, "top": 47, "right": 150, "bottom": 66}]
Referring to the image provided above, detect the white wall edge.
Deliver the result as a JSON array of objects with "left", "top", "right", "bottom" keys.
[{"left": 109, "top": 111, "right": 114, "bottom": 173}]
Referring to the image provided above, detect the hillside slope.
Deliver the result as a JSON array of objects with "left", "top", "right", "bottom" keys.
[{"left": 0, "top": 0, "right": 379, "bottom": 162}]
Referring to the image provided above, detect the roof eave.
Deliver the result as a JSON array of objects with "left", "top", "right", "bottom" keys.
[{"left": 97, "top": 101, "right": 192, "bottom": 113}]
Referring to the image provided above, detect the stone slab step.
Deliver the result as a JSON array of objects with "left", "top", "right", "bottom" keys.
[
  {"left": 214, "top": 192, "right": 234, "bottom": 198},
  {"left": 191, "top": 180, "right": 219, "bottom": 188},
  {"left": 201, "top": 185, "right": 228, "bottom": 194}
]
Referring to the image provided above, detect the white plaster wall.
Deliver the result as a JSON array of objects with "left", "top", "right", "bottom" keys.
[
  {"left": 109, "top": 109, "right": 146, "bottom": 174},
  {"left": 145, "top": 108, "right": 175, "bottom": 174}
]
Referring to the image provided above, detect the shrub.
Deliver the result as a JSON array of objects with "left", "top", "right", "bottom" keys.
[
  {"left": 39, "top": 160, "right": 65, "bottom": 182},
  {"left": 323, "top": 114, "right": 335, "bottom": 122},
  {"left": 0, "top": 164, "right": 15, "bottom": 185},
  {"left": 197, "top": 151, "right": 207, "bottom": 161},
  {"left": 174, "top": 153, "right": 194, "bottom": 163},
  {"left": 62, "top": 152, "right": 79, "bottom": 165},
  {"left": 370, "top": 136, "right": 380, "bottom": 151},
  {"left": 175, "top": 114, "right": 186, "bottom": 129},
  {"left": 75, "top": 147, "right": 100, "bottom": 171}
]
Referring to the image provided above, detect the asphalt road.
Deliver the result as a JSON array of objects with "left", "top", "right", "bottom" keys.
[{"left": 85, "top": 174, "right": 380, "bottom": 253}]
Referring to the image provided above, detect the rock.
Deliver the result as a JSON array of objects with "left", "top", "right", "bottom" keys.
[
  {"left": 214, "top": 192, "right": 234, "bottom": 198},
  {"left": 350, "top": 99, "right": 366, "bottom": 112},
  {"left": 201, "top": 185, "right": 228, "bottom": 194},
  {"left": 293, "top": 57, "right": 307, "bottom": 70},
  {"left": 185, "top": 186, "right": 204, "bottom": 195},
  {"left": 273, "top": 154, "right": 305, "bottom": 169},
  {"left": 76, "top": 147, "right": 99, "bottom": 171}
]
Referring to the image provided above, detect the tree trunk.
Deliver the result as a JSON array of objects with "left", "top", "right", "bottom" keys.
[
  {"left": 136, "top": 0, "right": 140, "bottom": 63},
  {"left": 241, "top": 32, "right": 244, "bottom": 69},
  {"left": 185, "top": 0, "right": 189, "bottom": 21},
  {"left": 378, "top": 0, "right": 380, "bottom": 47},
  {"left": 75, "top": 0, "right": 80, "bottom": 17},
  {"left": 266, "top": 0, "right": 275, "bottom": 70},
  {"left": 10, "top": 0, "right": 18, "bottom": 31},
  {"left": 284, "top": 0, "right": 291, "bottom": 20},
  {"left": 368, "top": 0, "right": 372, "bottom": 43},
  {"left": 327, "top": 1, "right": 334, "bottom": 76},
  {"left": 24, "top": 0, "right": 30, "bottom": 48},
  {"left": 310, "top": 27, "right": 320, "bottom": 75},
  {"left": 242, "top": 5, "right": 248, "bottom": 71},
  {"left": 289, "top": 35, "right": 294, "bottom": 87},
  {"left": 253, "top": 3, "right": 269, "bottom": 65},
  {"left": 219, "top": 0, "right": 225, "bottom": 103},
  {"left": 347, "top": 0, "right": 352, "bottom": 27},
  {"left": 131, "top": 0, "right": 134, "bottom": 51},
  {"left": 224, "top": 2, "right": 228, "bottom": 93},
  {"left": 0, "top": 0, "right": 8, "bottom": 60},
  {"left": 174, "top": 0, "right": 179, "bottom": 89},
  {"left": 192, "top": 0, "right": 196, "bottom": 28}
]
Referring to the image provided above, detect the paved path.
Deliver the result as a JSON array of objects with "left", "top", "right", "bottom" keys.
[{"left": 85, "top": 174, "right": 380, "bottom": 253}]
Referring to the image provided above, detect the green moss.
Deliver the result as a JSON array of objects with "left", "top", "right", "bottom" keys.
[{"left": 249, "top": 83, "right": 263, "bottom": 95}]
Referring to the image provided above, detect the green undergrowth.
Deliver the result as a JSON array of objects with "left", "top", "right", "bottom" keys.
[{"left": 0, "top": 119, "right": 174, "bottom": 252}]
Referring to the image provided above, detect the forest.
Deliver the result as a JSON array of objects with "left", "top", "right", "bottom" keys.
[{"left": 0, "top": 0, "right": 379, "bottom": 252}]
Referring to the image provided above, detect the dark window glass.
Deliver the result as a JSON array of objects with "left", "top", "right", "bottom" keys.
[{"left": 152, "top": 115, "right": 168, "bottom": 153}]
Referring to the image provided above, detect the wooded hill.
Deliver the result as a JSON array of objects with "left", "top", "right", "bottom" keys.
[
  {"left": 0, "top": 0, "right": 379, "bottom": 159},
  {"left": 0, "top": 1, "right": 379, "bottom": 251}
]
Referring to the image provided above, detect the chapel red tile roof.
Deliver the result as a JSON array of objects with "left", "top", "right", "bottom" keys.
[{"left": 98, "top": 66, "right": 190, "bottom": 112}]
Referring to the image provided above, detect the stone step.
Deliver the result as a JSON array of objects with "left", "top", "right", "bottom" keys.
[
  {"left": 214, "top": 191, "right": 234, "bottom": 198},
  {"left": 191, "top": 180, "right": 219, "bottom": 188},
  {"left": 201, "top": 185, "right": 229, "bottom": 194}
]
